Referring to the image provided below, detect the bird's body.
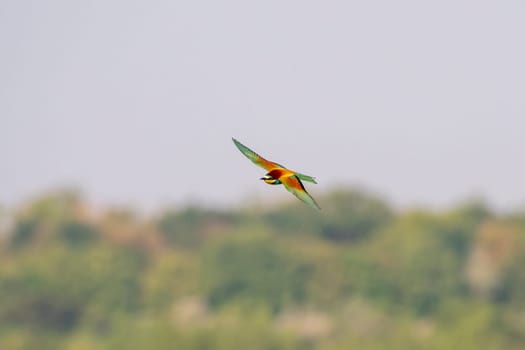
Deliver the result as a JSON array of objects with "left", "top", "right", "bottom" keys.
[{"left": 232, "top": 138, "right": 320, "bottom": 209}]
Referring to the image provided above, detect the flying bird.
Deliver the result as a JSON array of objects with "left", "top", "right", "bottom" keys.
[{"left": 232, "top": 137, "right": 320, "bottom": 209}]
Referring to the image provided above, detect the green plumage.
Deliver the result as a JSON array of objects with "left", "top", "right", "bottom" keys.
[
  {"left": 282, "top": 176, "right": 321, "bottom": 210},
  {"left": 296, "top": 173, "right": 317, "bottom": 184},
  {"left": 233, "top": 137, "right": 320, "bottom": 209}
]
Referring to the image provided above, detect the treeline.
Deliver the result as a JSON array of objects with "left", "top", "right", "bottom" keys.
[{"left": 1, "top": 189, "right": 525, "bottom": 350}]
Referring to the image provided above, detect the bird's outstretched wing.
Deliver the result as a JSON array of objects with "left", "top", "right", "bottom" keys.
[
  {"left": 281, "top": 175, "right": 320, "bottom": 210},
  {"left": 232, "top": 138, "right": 284, "bottom": 170}
]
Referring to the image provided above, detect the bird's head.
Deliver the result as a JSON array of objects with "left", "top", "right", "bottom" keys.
[{"left": 260, "top": 174, "right": 279, "bottom": 185}]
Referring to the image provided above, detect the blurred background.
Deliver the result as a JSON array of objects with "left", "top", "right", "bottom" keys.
[{"left": 1, "top": 1, "right": 525, "bottom": 349}]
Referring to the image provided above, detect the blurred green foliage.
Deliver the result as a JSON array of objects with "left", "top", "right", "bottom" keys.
[{"left": 1, "top": 189, "right": 525, "bottom": 349}]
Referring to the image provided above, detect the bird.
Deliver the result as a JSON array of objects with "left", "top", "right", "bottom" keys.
[{"left": 232, "top": 137, "right": 320, "bottom": 209}]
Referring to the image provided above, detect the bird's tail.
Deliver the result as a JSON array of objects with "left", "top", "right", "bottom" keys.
[{"left": 296, "top": 173, "right": 317, "bottom": 184}]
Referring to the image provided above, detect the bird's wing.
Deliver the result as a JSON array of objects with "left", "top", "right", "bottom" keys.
[
  {"left": 232, "top": 138, "right": 284, "bottom": 170},
  {"left": 281, "top": 175, "right": 320, "bottom": 210}
]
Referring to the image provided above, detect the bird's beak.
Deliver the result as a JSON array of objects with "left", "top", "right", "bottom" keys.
[{"left": 259, "top": 177, "right": 265, "bottom": 180}]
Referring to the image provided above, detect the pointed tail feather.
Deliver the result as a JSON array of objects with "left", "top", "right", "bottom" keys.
[{"left": 296, "top": 173, "right": 317, "bottom": 184}]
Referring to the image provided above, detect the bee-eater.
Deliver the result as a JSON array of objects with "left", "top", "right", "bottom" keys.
[{"left": 232, "top": 137, "right": 320, "bottom": 209}]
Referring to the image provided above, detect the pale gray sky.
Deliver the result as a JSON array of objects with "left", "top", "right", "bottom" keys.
[{"left": 1, "top": 1, "right": 524, "bottom": 210}]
